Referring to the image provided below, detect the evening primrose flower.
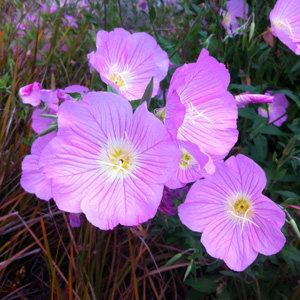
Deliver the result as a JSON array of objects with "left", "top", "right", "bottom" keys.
[
  {"left": 21, "top": 132, "right": 56, "bottom": 201},
  {"left": 39, "top": 92, "right": 181, "bottom": 230},
  {"left": 258, "top": 92, "right": 288, "bottom": 127},
  {"left": 178, "top": 155, "right": 286, "bottom": 272},
  {"left": 165, "top": 140, "right": 209, "bottom": 189},
  {"left": 235, "top": 92, "right": 274, "bottom": 108},
  {"left": 164, "top": 49, "right": 238, "bottom": 162},
  {"left": 19, "top": 82, "right": 42, "bottom": 106},
  {"left": 221, "top": 0, "right": 249, "bottom": 35},
  {"left": 87, "top": 28, "right": 169, "bottom": 100},
  {"left": 270, "top": 0, "right": 300, "bottom": 55}
]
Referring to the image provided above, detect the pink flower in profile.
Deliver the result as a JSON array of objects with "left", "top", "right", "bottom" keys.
[
  {"left": 39, "top": 92, "right": 181, "bottom": 230},
  {"left": 21, "top": 132, "right": 56, "bottom": 200},
  {"left": 31, "top": 85, "right": 89, "bottom": 134},
  {"left": 19, "top": 82, "right": 42, "bottom": 106},
  {"left": 165, "top": 140, "right": 209, "bottom": 189},
  {"left": 270, "top": 0, "right": 300, "bottom": 55},
  {"left": 164, "top": 49, "right": 238, "bottom": 162},
  {"left": 221, "top": 0, "right": 249, "bottom": 35},
  {"left": 258, "top": 92, "right": 288, "bottom": 127},
  {"left": 178, "top": 154, "right": 286, "bottom": 272},
  {"left": 87, "top": 28, "right": 169, "bottom": 100},
  {"left": 235, "top": 92, "right": 274, "bottom": 108}
]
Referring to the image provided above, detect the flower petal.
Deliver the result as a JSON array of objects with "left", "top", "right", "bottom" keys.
[{"left": 201, "top": 216, "right": 258, "bottom": 272}]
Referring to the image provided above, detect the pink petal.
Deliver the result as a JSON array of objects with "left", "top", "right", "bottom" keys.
[
  {"left": 32, "top": 108, "right": 57, "bottom": 134},
  {"left": 270, "top": 0, "right": 300, "bottom": 55},
  {"left": 247, "top": 195, "right": 286, "bottom": 255},
  {"left": 19, "top": 82, "right": 42, "bottom": 106},
  {"left": 201, "top": 216, "right": 258, "bottom": 272},
  {"left": 128, "top": 103, "right": 181, "bottom": 184},
  {"left": 21, "top": 132, "right": 56, "bottom": 200}
]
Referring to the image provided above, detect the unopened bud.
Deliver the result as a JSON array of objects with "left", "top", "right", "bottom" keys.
[{"left": 249, "top": 22, "right": 255, "bottom": 41}]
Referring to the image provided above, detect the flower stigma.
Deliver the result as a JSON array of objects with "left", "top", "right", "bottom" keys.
[
  {"left": 227, "top": 193, "right": 259, "bottom": 234},
  {"left": 98, "top": 132, "right": 138, "bottom": 186},
  {"left": 179, "top": 149, "right": 196, "bottom": 169},
  {"left": 108, "top": 64, "right": 130, "bottom": 89}
]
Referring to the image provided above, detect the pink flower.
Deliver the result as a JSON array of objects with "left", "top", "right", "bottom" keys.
[
  {"left": 158, "top": 187, "right": 176, "bottom": 216},
  {"left": 57, "top": 85, "right": 89, "bottom": 102},
  {"left": 21, "top": 132, "right": 56, "bottom": 200},
  {"left": 31, "top": 108, "right": 57, "bottom": 134},
  {"left": 87, "top": 28, "right": 169, "bottom": 101},
  {"left": 39, "top": 92, "right": 181, "bottom": 229},
  {"left": 165, "top": 140, "right": 209, "bottom": 189},
  {"left": 178, "top": 154, "right": 286, "bottom": 271},
  {"left": 19, "top": 82, "right": 42, "bottom": 106},
  {"left": 258, "top": 92, "right": 288, "bottom": 127},
  {"left": 158, "top": 186, "right": 190, "bottom": 216},
  {"left": 69, "top": 214, "right": 82, "bottom": 228},
  {"left": 270, "top": 0, "right": 300, "bottom": 55},
  {"left": 64, "top": 15, "right": 78, "bottom": 28},
  {"left": 221, "top": 0, "right": 249, "bottom": 35},
  {"left": 42, "top": 4, "right": 57, "bottom": 14},
  {"left": 31, "top": 85, "right": 89, "bottom": 134},
  {"left": 235, "top": 92, "right": 275, "bottom": 108},
  {"left": 164, "top": 49, "right": 238, "bottom": 162}
]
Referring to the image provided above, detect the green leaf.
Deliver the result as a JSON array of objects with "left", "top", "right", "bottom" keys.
[
  {"left": 165, "top": 253, "right": 182, "bottom": 267},
  {"left": 39, "top": 114, "right": 58, "bottom": 119},
  {"left": 283, "top": 135, "right": 298, "bottom": 155},
  {"left": 184, "top": 277, "right": 218, "bottom": 293},
  {"left": 191, "top": 3, "right": 201, "bottom": 14},
  {"left": 139, "top": 77, "right": 153, "bottom": 108},
  {"left": 252, "top": 135, "right": 268, "bottom": 161},
  {"left": 107, "top": 85, "right": 118, "bottom": 94},
  {"left": 257, "top": 125, "right": 285, "bottom": 136},
  {"left": 37, "top": 124, "right": 58, "bottom": 137},
  {"left": 66, "top": 92, "right": 83, "bottom": 101},
  {"left": 0, "top": 73, "right": 10, "bottom": 89},
  {"left": 238, "top": 107, "right": 261, "bottom": 121},
  {"left": 229, "top": 84, "right": 257, "bottom": 93},
  {"left": 280, "top": 245, "right": 300, "bottom": 274},
  {"left": 149, "top": 6, "right": 156, "bottom": 24},
  {"left": 19, "top": 136, "right": 32, "bottom": 146},
  {"left": 130, "top": 100, "right": 140, "bottom": 110},
  {"left": 274, "top": 190, "right": 299, "bottom": 199},
  {"left": 183, "top": 260, "right": 193, "bottom": 281}
]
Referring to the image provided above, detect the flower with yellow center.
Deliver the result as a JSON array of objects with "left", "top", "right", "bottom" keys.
[{"left": 179, "top": 154, "right": 286, "bottom": 272}]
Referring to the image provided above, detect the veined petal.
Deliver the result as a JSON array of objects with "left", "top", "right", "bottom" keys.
[
  {"left": 129, "top": 103, "right": 181, "bottom": 184},
  {"left": 270, "top": 0, "right": 300, "bottom": 55},
  {"left": 88, "top": 28, "right": 169, "bottom": 100},
  {"left": 21, "top": 132, "right": 56, "bottom": 201},
  {"left": 248, "top": 195, "right": 286, "bottom": 255},
  {"left": 201, "top": 216, "right": 258, "bottom": 272}
]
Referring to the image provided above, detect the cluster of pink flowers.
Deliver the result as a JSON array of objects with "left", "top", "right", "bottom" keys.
[{"left": 20, "top": 14, "right": 287, "bottom": 271}]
